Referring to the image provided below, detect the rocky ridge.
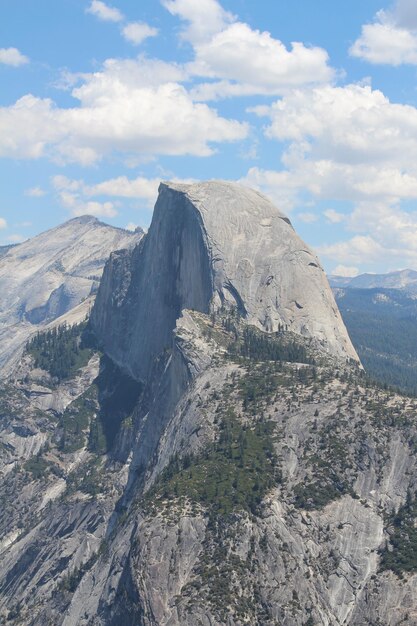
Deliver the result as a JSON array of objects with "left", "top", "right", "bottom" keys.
[
  {"left": 0, "top": 182, "right": 417, "bottom": 625},
  {"left": 0, "top": 216, "right": 142, "bottom": 373},
  {"left": 91, "top": 181, "right": 358, "bottom": 383}
]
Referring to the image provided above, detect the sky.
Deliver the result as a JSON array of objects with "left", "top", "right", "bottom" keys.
[{"left": 3, "top": 0, "right": 417, "bottom": 275}]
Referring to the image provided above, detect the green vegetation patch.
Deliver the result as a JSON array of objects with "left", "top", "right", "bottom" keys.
[
  {"left": 23, "top": 455, "right": 52, "bottom": 479},
  {"left": 26, "top": 321, "right": 94, "bottom": 383},
  {"left": 66, "top": 457, "right": 105, "bottom": 497},
  {"left": 148, "top": 408, "right": 280, "bottom": 515},
  {"left": 229, "top": 325, "right": 313, "bottom": 365},
  {"left": 59, "top": 385, "right": 98, "bottom": 453},
  {"left": 380, "top": 494, "right": 417, "bottom": 576},
  {"left": 293, "top": 419, "right": 355, "bottom": 510},
  {"left": 293, "top": 480, "right": 348, "bottom": 511}
]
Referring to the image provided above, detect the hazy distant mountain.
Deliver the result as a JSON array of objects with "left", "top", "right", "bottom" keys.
[
  {"left": 333, "top": 285, "right": 417, "bottom": 394},
  {"left": 0, "top": 216, "right": 143, "bottom": 372},
  {"left": 329, "top": 269, "right": 417, "bottom": 293}
]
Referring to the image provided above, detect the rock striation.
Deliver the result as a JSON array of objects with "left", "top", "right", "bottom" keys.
[
  {"left": 0, "top": 216, "right": 142, "bottom": 372},
  {"left": 4, "top": 182, "right": 417, "bottom": 626},
  {"left": 92, "top": 181, "right": 358, "bottom": 382}
]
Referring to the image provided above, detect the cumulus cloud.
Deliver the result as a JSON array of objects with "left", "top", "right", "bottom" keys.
[
  {"left": 350, "top": 1, "right": 417, "bottom": 65},
  {"left": 243, "top": 81, "right": 417, "bottom": 270},
  {"left": 332, "top": 265, "right": 360, "bottom": 278},
  {"left": 324, "top": 209, "right": 345, "bottom": 224},
  {"left": 319, "top": 235, "right": 384, "bottom": 266},
  {"left": 317, "top": 200, "right": 417, "bottom": 270},
  {"left": 251, "top": 84, "right": 417, "bottom": 202},
  {"left": 190, "top": 23, "right": 334, "bottom": 99},
  {"left": 52, "top": 175, "right": 118, "bottom": 217},
  {"left": 297, "top": 212, "right": 318, "bottom": 223},
  {"left": 25, "top": 187, "right": 46, "bottom": 197},
  {"left": 52, "top": 173, "right": 195, "bottom": 218},
  {"left": 162, "top": 0, "right": 234, "bottom": 44},
  {"left": 7, "top": 234, "right": 25, "bottom": 243},
  {"left": 86, "top": 175, "right": 161, "bottom": 206},
  {"left": 74, "top": 201, "right": 117, "bottom": 218},
  {"left": 0, "top": 218, "right": 7, "bottom": 230},
  {"left": 122, "top": 22, "right": 158, "bottom": 45},
  {"left": 0, "top": 57, "right": 247, "bottom": 164},
  {"left": 0, "top": 47, "right": 29, "bottom": 67},
  {"left": 86, "top": 0, "right": 123, "bottom": 23},
  {"left": 163, "top": 0, "right": 333, "bottom": 99}
]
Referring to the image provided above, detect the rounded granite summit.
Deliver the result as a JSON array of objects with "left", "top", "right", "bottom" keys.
[
  {"left": 159, "top": 181, "right": 359, "bottom": 362},
  {"left": 92, "top": 180, "right": 359, "bottom": 382}
]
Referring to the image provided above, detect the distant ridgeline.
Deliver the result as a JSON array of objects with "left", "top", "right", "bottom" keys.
[{"left": 333, "top": 286, "right": 417, "bottom": 396}]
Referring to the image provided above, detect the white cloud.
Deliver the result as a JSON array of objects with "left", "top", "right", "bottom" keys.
[
  {"left": 319, "top": 235, "right": 384, "bottom": 266},
  {"left": 242, "top": 82, "right": 417, "bottom": 270},
  {"left": 350, "top": 2, "right": 417, "bottom": 65},
  {"left": 162, "top": 0, "right": 234, "bottom": 44},
  {"left": 53, "top": 173, "right": 197, "bottom": 208},
  {"left": 318, "top": 200, "right": 417, "bottom": 269},
  {"left": 0, "top": 57, "right": 247, "bottom": 164},
  {"left": 52, "top": 174, "right": 197, "bottom": 219},
  {"left": 240, "top": 167, "right": 300, "bottom": 213},
  {"left": 52, "top": 175, "right": 81, "bottom": 192},
  {"left": 62, "top": 193, "right": 117, "bottom": 218},
  {"left": 0, "top": 218, "right": 7, "bottom": 230},
  {"left": 85, "top": 175, "right": 161, "bottom": 206},
  {"left": 7, "top": 234, "right": 25, "bottom": 243},
  {"left": 297, "top": 212, "right": 318, "bottom": 223},
  {"left": 73, "top": 201, "right": 117, "bottom": 218},
  {"left": 251, "top": 84, "right": 417, "bottom": 203},
  {"left": 52, "top": 175, "right": 117, "bottom": 217},
  {"left": 122, "top": 22, "right": 158, "bottom": 45},
  {"left": 350, "top": 19, "right": 417, "bottom": 65},
  {"left": 163, "top": 0, "right": 333, "bottom": 99},
  {"left": 324, "top": 209, "right": 345, "bottom": 224},
  {"left": 86, "top": 0, "right": 123, "bottom": 23},
  {"left": 332, "top": 265, "right": 359, "bottom": 277},
  {"left": 0, "top": 47, "right": 29, "bottom": 67},
  {"left": 190, "top": 23, "right": 334, "bottom": 99},
  {"left": 126, "top": 222, "right": 138, "bottom": 231},
  {"left": 25, "top": 186, "right": 46, "bottom": 197}
]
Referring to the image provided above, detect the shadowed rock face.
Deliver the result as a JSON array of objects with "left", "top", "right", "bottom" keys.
[
  {"left": 3, "top": 183, "right": 417, "bottom": 626},
  {"left": 92, "top": 181, "right": 358, "bottom": 381}
]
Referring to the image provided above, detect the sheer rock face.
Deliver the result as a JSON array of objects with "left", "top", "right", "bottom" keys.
[
  {"left": 92, "top": 181, "right": 358, "bottom": 382},
  {"left": 2, "top": 184, "right": 417, "bottom": 626},
  {"left": 0, "top": 216, "right": 142, "bottom": 373}
]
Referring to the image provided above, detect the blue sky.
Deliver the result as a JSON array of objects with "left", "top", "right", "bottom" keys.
[{"left": 2, "top": 0, "right": 417, "bottom": 275}]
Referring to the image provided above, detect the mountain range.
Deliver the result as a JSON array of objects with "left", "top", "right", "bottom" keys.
[
  {"left": 330, "top": 272, "right": 417, "bottom": 395},
  {"left": 329, "top": 269, "right": 417, "bottom": 293},
  {"left": 1, "top": 183, "right": 417, "bottom": 625}
]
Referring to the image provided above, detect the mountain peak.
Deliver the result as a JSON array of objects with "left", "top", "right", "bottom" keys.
[
  {"left": 160, "top": 180, "right": 292, "bottom": 224},
  {"left": 0, "top": 216, "right": 144, "bottom": 372},
  {"left": 92, "top": 180, "right": 359, "bottom": 382},
  {"left": 65, "top": 214, "right": 100, "bottom": 225}
]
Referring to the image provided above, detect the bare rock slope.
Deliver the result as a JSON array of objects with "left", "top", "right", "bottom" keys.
[
  {"left": 3, "top": 182, "right": 417, "bottom": 626},
  {"left": 92, "top": 181, "right": 358, "bottom": 383},
  {"left": 0, "top": 216, "right": 142, "bottom": 372}
]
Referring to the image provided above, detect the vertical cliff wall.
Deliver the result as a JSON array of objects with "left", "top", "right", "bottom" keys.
[{"left": 92, "top": 181, "right": 358, "bottom": 382}]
